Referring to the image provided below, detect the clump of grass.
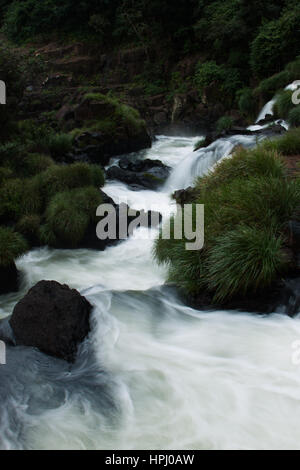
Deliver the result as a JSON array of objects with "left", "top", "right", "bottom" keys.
[
  {"left": 24, "top": 153, "right": 54, "bottom": 176},
  {"left": 207, "top": 226, "right": 287, "bottom": 302},
  {"left": 0, "top": 227, "right": 28, "bottom": 267},
  {"left": 236, "top": 87, "right": 256, "bottom": 117},
  {"left": 0, "top": 167, "right": 14, "bottom": 185},
  {"left": 16, "top": 214, "right": 41, "bottom": 239},
  {"left": 216, "top": 116, "right": 234, "bottom": 133},
  {"left": 198, "top": 146, "right": 286, "bottom": 192},
  {"left": 274, "top": 89, "right": 294, "bottom": 119},
  {"left": 0, "top": 178, "right": 42, "bottom": 223},
  {"left": 154, "top": 137, "right": 300, "bottom": 302},
  {"left": 255, "top": 71, "right": 292, "bottom": 99},
  {"left": 288, "top": 106, "right": 300, "bottom": 128},
  {"left": 42, "top": 186, "right": 103, "bottom": 247},
  {"left": 0, "top": 142, "right": 27, "bottom": 175},
  {"left": 35, "top": 162, "right": 105, "bottom": 202},
  {"left": 262, "top": 128, "right": 300, "bottom": 155},
  {"left": 194, "top": 138, "right": 206, "bottom": 151},
  {"left": 48, "top": 133, "right": 73, "bottom": 158}
]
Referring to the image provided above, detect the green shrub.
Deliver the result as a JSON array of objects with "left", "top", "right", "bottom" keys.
[
  {"left": 255, "top": 71, "right": 292, "bottom": 99},
  {"left": 0, "top": 142, "right": 24, "bottom": 168},
  {"left": 274, "top": 90, "right": 294, "bottom": 119},
  {"left": 0, "top": 140, "right": 54, "bottom": 177},
  {"left": 16, "top": 214, "right": 41, "bottom": 242},
  {"left": 0, "top": 167, "right": 14, "bottom": 185},
  {"left": 42, "top": 186, "right": 103, "bottom": 247},
  {"left": 194, "top": 61, "right": 224, "bottom": 95},
  {"left": 48, "top": 133, "right": 73, "bottom": 158},
  {"left": 288, "top": 106, "right": 300, "bottom": 128},
  {"left": 18, "top": 120, "right": 54, "bottom": 153},
  {"left": 0, "top": 177, "right": 42, "bottom": 223},
  {"left": 236, "top": 88, "right": 256, "bottom": 116},
  {"left": 0, "top": 226, "right": 28, "bottom": 267},
  {"left": 250, "top": 6, "right": 300, "bottom": 77},
  {"left": 24, "top": 153, "right": 54, "bottom": 176},
  {"left": 216, "top": 116, "right": 234, "bottom": 133},
  {"left": 286, "top": 56, "right": 300, "bottom": 75}
]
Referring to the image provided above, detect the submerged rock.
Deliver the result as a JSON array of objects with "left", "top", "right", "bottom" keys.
[{"left": 10, "top": 281, "right": 92, "bottom": 362}]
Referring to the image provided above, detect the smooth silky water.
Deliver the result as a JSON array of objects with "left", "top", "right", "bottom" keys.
[{"left": 1, "top": 133, "right": 300, "bottom": 450}]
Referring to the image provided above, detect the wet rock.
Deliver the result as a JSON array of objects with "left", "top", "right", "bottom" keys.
[
  {"left": 0, "top": 317, "right": 15, "bottom": 346},
  {"left": 186, "top": 278, "right": 300, "bottom": 317},
  {"left": 256, "top": 113, "right": 274, "bottom": 126},
  {"left": 106, "top": 158, "right": 170, "bottom": 190},
  {"left": 173, "top": 187, "right": 199, "bottom": 205},
  {"left": 0, "top": 263, "right": 19, "bottom": 296},
  {"left": 10, "top": 281, "right": 92, "bottom": 363}
]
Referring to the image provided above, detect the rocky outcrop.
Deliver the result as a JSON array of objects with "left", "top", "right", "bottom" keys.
[
  {"left": 106, "top": 156, "right": 170, "bottom": 190},
  {"left": 10, "top": 281, "right": 92, "bottom": 362},
  {"left": 0, "top": 264, "right": 19, "bottom": 296}
]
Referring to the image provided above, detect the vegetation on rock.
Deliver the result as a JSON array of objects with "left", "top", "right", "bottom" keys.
[{"left": 155, "top": 129, "right": 300, "bottom": 303}]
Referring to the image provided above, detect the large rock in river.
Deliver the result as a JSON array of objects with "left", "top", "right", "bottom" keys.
[{"left": 10, "top": 281, "right": 92, "bottom": 362}]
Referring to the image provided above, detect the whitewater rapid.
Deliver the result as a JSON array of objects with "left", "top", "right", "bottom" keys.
[{"left": 1, "top": 133, "right": 300, "bottom": 450}]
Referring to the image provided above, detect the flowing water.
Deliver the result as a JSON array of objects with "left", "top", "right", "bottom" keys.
[{"left": 1, "top": 129, "right": 300, "bottom": 450}]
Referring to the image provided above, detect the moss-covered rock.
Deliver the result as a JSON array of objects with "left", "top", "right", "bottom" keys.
[{"left": 65, "top": 93, "right": 152, "bottom": 165}]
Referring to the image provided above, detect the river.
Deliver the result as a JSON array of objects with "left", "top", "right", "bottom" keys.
[{"left": 1, "top": 132, "right": 300, "bottom": 450}]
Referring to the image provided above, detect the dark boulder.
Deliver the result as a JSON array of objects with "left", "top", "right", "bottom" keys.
[
  {"left": 106, "top": 158, "right": 170, "bottom": 190},
  {"left": 0, "top": 263, "right": 19, "bottom": 296},
  {"left": 10, "top": 281, "right": 92, "bottom": 362},
  {"left": 256, "top": 113, "right": 274, "bottom": 126},
  {"left": 173, "top": 187, "right": 199, "bottom": 205}
]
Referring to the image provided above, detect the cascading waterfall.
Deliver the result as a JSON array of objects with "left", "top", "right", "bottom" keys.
[
  {"left": 253, "top": 81, "right": 300, "bottom": 129},
  {"left": 1, "top": 107, "right": 300, "bottom": 450},
  {"left": 255, "top": 99, "right": 276, "bottom": 123}
]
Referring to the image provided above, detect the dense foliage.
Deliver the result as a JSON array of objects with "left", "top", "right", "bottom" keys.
[
  {"left": 0, "top": 1, "right": 298, "bottom": 81},
  {"left": 0, "top": 117, "right": 106, "bottom": 264}
]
